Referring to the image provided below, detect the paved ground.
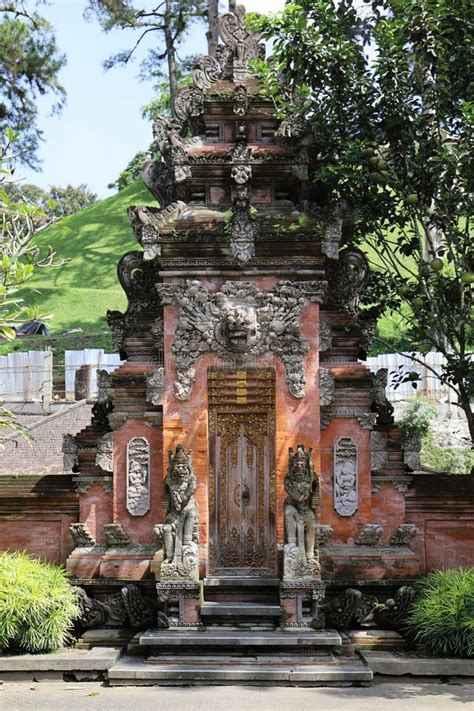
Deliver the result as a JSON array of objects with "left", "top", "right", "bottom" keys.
[{"left": 0, "top": 681, "right": 473, "bottom": 710}]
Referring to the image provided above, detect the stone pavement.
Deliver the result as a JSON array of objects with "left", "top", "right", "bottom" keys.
[{"left": 0, "top": 681, "right": 473, "bottom": 711}]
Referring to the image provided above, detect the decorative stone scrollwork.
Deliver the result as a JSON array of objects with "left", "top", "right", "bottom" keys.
[
  {"left": 173, "top": 84, "right": 204, "bottom": 124},
  {"left": 402, "top": 430, "right": 422, "bottom": 471},
  {"left": 96, "top": 369, "right": 114, "bottom": 405},
  {"left": 317, "top": 524, "right": 333, "bottom": 548},
  {"left": 128, "top": 202, "right": 187, "bottom": 261},
  {"left": 229, "top": 184, "right": 256, "bottom": 263},
  {"left": 192, "top": 54, "right": 221, "bottom": 89},
  {"left": 145, "top": 367, "right": 164, "bottom": 406},
  {"left": 328, "top": 249, "right": 369, "bottom": 314},
  {"left": 127, "top": 437, "right": 151, "bottom": 517},
  {"left": 103, "top": 523, "right": 131, "bottom": 547},
  {"left": 157, "top": 278, "right": 327, "bottom": 401},
  {"left": 161, "top": 445, "right": 199, "bottom": 581},
  {"left": 319, "top": 368, "right": 335, "bottom": 407},
  {"left": 355, "top": 523, "right": 383, "bottom": 546},
  {"left": 75, "top": 585, "right": 159, "bottom": 630},
  {"left": 372, "top": 586, "right": 416, "bottom": 630},
  {"left": 283, "top": 444, "right": 321, "bottom": 580},
  {"left": 334, "top": 437, "right": 358, "bottom": 517},
  {"left": 233, "top": 85, "right": 248, "bottom": 116},
  {"left": 230, "top": 138, "right": 252, "bottom": 185},
  {"left": 356, "top": 412, "right": 378, "bottom": 430},
  {"left": 62, "top": 434, "right": 81, "bottom": 471},
  {"left": 372, "top": 368, "right": 394, "bottom": 424},
  {"left": 371, "top": 430, "right": 389, "bottom": 473},
  {"left": 319, "top": 320, "right": 332, "bottom": 352},
  {"left": 389, "top": 524, "right": 417, "bottom": 547},
  {"left": 322, "top": 588, "right": 378, "bottom": 628},
  {"left": 96, "top": 432, "right": 114, "bottom": 473},
  {"left": 217, "top": 5, "right": 265, "bottom": 83},
  {"left": 321, "top": 213, "right": 343, "bottom": 260},
  {"left": 70, "top": 523, "right": 96, "bottom": 548}
]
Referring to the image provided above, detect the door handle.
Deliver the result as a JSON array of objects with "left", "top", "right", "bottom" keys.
[{"left": 241, "top": 484, "right": 250, "bottom": 507}]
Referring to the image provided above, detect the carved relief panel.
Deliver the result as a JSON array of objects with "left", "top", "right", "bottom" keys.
[
  {"left": 334, "top": 437, "right": 358, "bottom": 517},
  {"left": 126, "top": 437, "right": 151, "bottom": 516},
  {"left": 208, "top": 369, "right": 276, "bottom": 576}
]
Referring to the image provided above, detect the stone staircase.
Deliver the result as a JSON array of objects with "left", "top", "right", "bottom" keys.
[{"left": 107, "top": 577, "right": 373, "bottom": 686}]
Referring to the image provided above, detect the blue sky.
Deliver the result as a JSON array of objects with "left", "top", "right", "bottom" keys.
[{"left": 21, "top": 0, "right": 284, "bottom": 197}]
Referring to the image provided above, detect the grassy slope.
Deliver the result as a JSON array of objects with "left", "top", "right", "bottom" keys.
[{"left": 26, "top": 180, "right": 158, "bottom": 334}]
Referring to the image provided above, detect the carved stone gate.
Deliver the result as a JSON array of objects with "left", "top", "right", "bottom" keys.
[{"left": 208, "top": 368, "right": 276, "bottom": 577}]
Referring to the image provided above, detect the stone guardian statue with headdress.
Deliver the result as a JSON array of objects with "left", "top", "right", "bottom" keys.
[
  {"left": 283, "top": 444, "right": 321, "bottom": 580},
  {"left": 160, "top": 444, "right": 199, "bottom": 580}
]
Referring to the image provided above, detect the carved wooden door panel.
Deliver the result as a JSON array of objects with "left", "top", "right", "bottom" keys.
[{"left": 208, "top": 369, "right": 276, "bottom": 577}]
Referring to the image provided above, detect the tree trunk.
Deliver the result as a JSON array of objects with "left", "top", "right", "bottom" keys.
[
  {"left": 165, "top": 0, "right": 178, "bottom": 113},
  {"left": 206, "top": 0, "right": 219, "bottom": 57},
  {"left": 229, "top": 0, "right": 236, "bottom": 13}
]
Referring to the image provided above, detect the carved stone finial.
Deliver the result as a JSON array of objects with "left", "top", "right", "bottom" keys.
[
  {"left": 70, "top": 522, "right": 96, "bottom": 548},
  {"left": 145, "top": 368, "right": 164, "bottom": 406},
  {"left": 283, "top": 444, "right": 321, "bottom": 580},
  {"left": 389, "top": 524, "right": 417, "bottom": 547},
  {"left": 161, "top": 444, "right": 199, "bottom": 581},
  {"left": 63, "top": 434, "right": 80, "bottom": 471},
  {"left": 217, "top": 5, "right": 265, "bottom": 82},
  {"left": 96, "top": 432, "right": 114, "bottom": 473},
  {"left": 103, "top": 523, "right": 131, "bottom": 547},
  {"left": 328, "top": 249, "right": 369, "bottom": 314},
  {"left": 355, "top": 523, "right": 383, "bottom": 546}
]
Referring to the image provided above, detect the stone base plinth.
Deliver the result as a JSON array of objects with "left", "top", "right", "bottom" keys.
[
  {"left": 320, "top": 545, "right": 420, "bottom": 580},
  {"left": 66, "top": 546, "right": 106, "bottom": 578},
  {"left": 156, "top": 581, "right": 203, "bottom": 627},
  {"left": 280, "top": 580, "right": 326, "bottom": 629}
]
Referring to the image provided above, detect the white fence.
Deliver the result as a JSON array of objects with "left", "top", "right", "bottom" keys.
[
  {"left": 0, "top": 350, "right": 53, "bottom": 403},
  {"left": 64, "top": 349, "right": 123, "bottom": 400},
  {"left": 365, "top": 351, "right": 455, "bottom": 403}
]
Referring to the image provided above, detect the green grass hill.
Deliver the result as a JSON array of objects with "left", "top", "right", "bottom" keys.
[{"left": 1, "top": 180, "right": 158, "bottom": 355}]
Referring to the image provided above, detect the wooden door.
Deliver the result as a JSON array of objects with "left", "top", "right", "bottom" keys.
[{"left": 208, "top": 369, "right": 276, "bottom": 577}]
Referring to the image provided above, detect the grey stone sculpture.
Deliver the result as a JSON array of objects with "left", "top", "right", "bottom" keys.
[
  {"left": 319, "top": 368, "right": 336, "bottom": 407},
  {"left": 372, "top": 586, "right": 416, "bottom": 630},
  {"left": 355, "top": 523, "right": 383, "bottom": 546},
  {"left": 283, "top": 444, "right": 321, "bottom": 580},
  {"left": 103, "top": 523, "right": 131, "bottom": 547},
  {"left": 334, "top": 437, "right": 358, "bottom": 517},
  {"left": 157, "top": 278, "right": 327, "bottom": 401},
  {"left": 317, "top": 524, "right": 333, "bottom": 548},
  {"left": 389, "top": 524, "right": 417, "bottom": 547},
  {"left": 62, "top": 434, "right": 80, "bottom": 471},
  {"left": 161, "top": 445, "right": 199, "bottom": 581},
  {"left": 70, "top": 523, "right": 95, "bottom": 548},
  {"left": 322, "top": 588, "right": 378, "bottom": 628},
  {"left": 217, "top": 4, "right": 265, "bottom": 82},
  {"left": 75, "top": 584, "right": 160, "bottom": 630},
  {"left": 371, "top": 430, "right": 389, "bottom": 473},
  {"left": 96, "top": 432, "right": 114, "bottom": 472},
  {"left": 145, "top": 367, "right": 164, "bottom": 406},
  {"left": 126, "top": 437, "right": 151, "bottom": 517}
]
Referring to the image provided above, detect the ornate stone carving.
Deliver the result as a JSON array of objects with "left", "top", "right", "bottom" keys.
[
  {"left": 356, "top": 412, "right": 378, "bottom": 430},
  {"left": 157, "top": 278, "right": 327, "bottom": 400},
  {"left": 355, "top": 523, "right": 383, "bottom": 546},
  {"left": 371, "top": 431, "right": 389, "bottom": 472},
  {"left": 70, "top": 523, "right": 95, "bottom": 548},
  {"left": 389, "top": 524, "right": 417, "bottom": 547},
  {"left": 359, "top": 320, "right": 376, "bottom": 354},
  {"left": 372, "top": 368, "right": 394, "bottom": 424},
  {"left": 142, "top": 159, "right": 176, "bottom": 208},
  {"left": 127, "top": 437, "right": 151, "bottom": 517},
  {"left": 233, "top": 84, "right": 248, "bottom": 116},
  {"left": 103, "top": 523, "right": 131, "bottom": 547},
  {"left": 319, "top": 368, "right": 335, "bottom": 407},
  {"left": 402, "top": 430, "right": 422, "bottom": 471},
  {"left": 75, "top": 585, "right": 158, "bottom": 630},
  {"left": 217, "top": 5, "right": 265, "bottom": 82},
  {"left": 334, "top": 437, "right": 358, "bottom": 517},
  {"left": 96, "top": 432, "right": 114, "bottom": 472},
  {"left": 161, "top": 445, "right": 199, "bottom": 581},
  {"left": 372, "top": 586, "right": 416, "bottom": 630},
  {"left": 145, "top": 367, "right": 164, "bottom": 406},
  {"left": 62, "top": 434, "right": 81, "bottom": 471},
  {"left": 128, "top": 202, "right": 187, "bottom": 261},
  {"left": 319, "top": 321, "right": 332, "bottom": 352},
  {"left": 321, "top": 213, "right": 343, "bottom": 259},
  {"left": 231, "top": 132, "right": 252, "bottom": 185},
  {"left": 73, "top": 475, "right": 113, "bottom": 494},
  {"left": 96, "top": 369, "right": 114, "bottom": 405},
  {"left": 283, "top": 444, "right": 321, "bottom": 580},
  {"left": 229, "top": 185, "right": 256, "bottom": 263},
  {"left": 323, "top": 588, "right": 378, "bottom": 628},
  {"left": 317, "top": 524, "right": 333, "bottom": 548},
  {"left": 151, "top": 317, "right": 164, "bottom": 350},
  {"left": 328, "top": 249, "right": 369, "bottom": 314},
  {"left": 174, "top": 84, "right": 204, "bottom": 124},
  {"left": 192, "top": 54, "right": 221, "bottom": 89}
]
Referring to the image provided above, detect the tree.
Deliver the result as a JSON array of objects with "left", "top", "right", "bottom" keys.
[
  {"left": 85, "top": 0, "right": 210, "bottom": 110},
  {"left": 47, "top": 184, "right": 98, "bottom": 217},
  {"left": 251, "top": 0, "right": 474, "bottom": 444},
  {"left": 0, "top": 1, "right": 66, "bottom": 168}
]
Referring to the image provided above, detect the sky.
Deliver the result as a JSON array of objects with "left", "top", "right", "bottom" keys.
[{"left": 20, "top": 0, "right": 285, "bottom": 198}]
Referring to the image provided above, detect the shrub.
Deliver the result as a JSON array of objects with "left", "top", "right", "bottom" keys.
[
  {"left": 398, "top": 397, "right": 436, "bottom": 438},
  {"left": 405, "top": 568, "right": 474, "bottom": 657},
  {"left": 0, "top": 551, "right": 79, "bottom": 653},
  {"left": 422, "top": 435, "right": 474, "bottom": 475}
]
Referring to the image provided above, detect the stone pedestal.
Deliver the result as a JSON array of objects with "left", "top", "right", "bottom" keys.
[
  {"left": 280, "top": 580, "right": 326, "bottom": 629},
  {"left": 320, "top": 545, "right": 421, "bottom": 580},
  {"left": 156, "top": 581, "right": 203, "bottom": 628}
]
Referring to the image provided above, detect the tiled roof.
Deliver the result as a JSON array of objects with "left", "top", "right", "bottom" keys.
[{"left": 0, "top": 401, "right": 92, "bottom": 475}]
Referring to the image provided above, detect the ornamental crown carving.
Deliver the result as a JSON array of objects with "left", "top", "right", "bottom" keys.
[{"left": 218, "top": 5, "right": 265, "bottom": 82}]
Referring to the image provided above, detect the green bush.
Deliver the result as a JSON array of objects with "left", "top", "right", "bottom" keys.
[
  {"left": 0, "top": 551, "right": 79, "bottom": 653},
  {"left": 405, "top": 568, "right": 474, "bottom": 657},
  {"left": 398, "top": 397, "right": 436, "bottom": 438},
  {"left": 422, "top": 435, "right": 474, "bottom": 475}
]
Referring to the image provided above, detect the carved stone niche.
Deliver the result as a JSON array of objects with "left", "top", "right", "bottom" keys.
[
  {"left": 126, "top": 437, "right": 151, "bottom": 517},
  {"left": 334, "top": 437, "right": 358, "bottom": 517}
]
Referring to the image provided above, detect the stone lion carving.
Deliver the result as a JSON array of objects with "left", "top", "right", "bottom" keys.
[
  {"left": 161, "top": 445, "right": 199, "bottom": 581},
  {"left": 283, "top": 444, "right": 321, "bottom": 580}
]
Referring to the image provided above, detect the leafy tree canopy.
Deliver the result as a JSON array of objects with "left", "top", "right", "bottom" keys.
[
  {"left": 0, "top": 0, "right": 66, "bottom": 168},
  {"left": 250, "top": 0, "right": 473, "bottom": 442}
]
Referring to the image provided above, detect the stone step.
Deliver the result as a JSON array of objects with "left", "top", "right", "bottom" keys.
[
  {"left": 108, "top": 653, "right": 373, "bottom": 685},
  {"left": 140, "top": 628, "right": 342, "bottom": 649},
  {"left": 203, "top": 577, "right": 280, "bottom": 588},
  {"left": 200, "top": 601, "right": 281, "bottom": 617}
]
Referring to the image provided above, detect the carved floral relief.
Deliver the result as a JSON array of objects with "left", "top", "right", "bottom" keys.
[
  {"left": 334, "top": 437, "right": 358, "bottom": 517},
  {"left": 126, "top": 437, "right": 151, "bottom": 517}
]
